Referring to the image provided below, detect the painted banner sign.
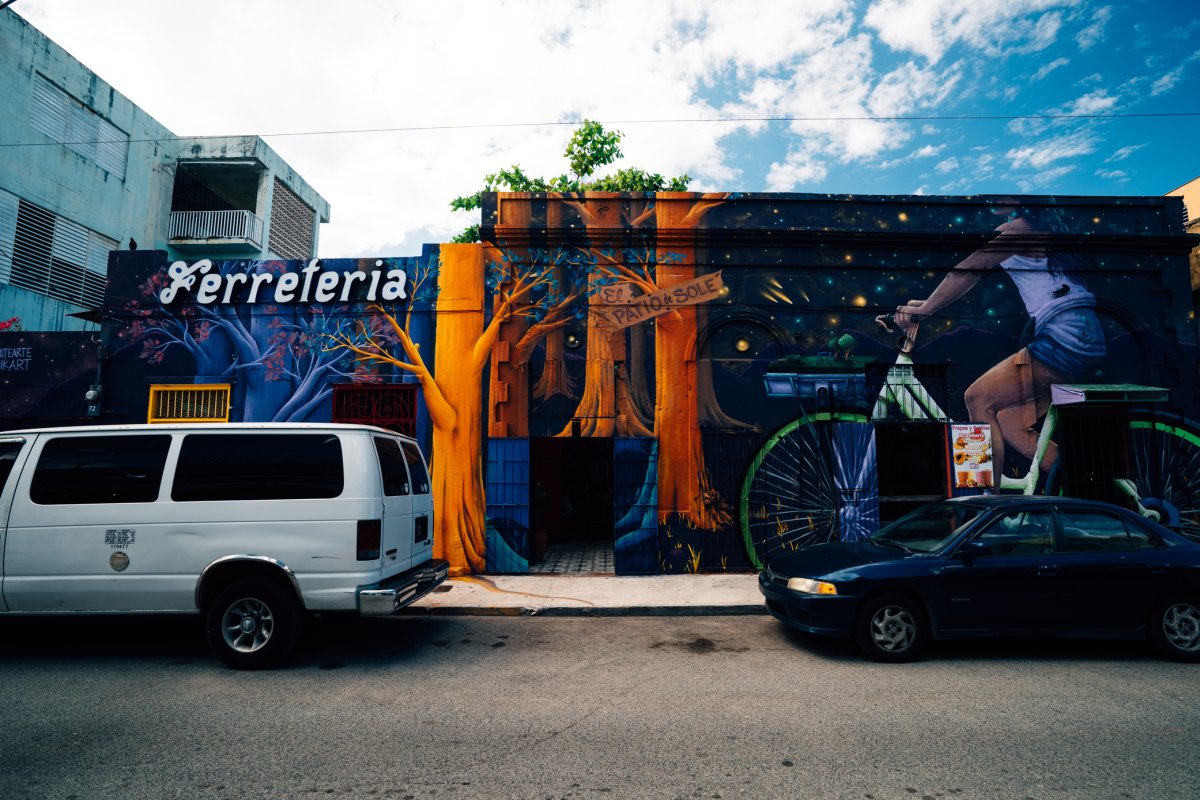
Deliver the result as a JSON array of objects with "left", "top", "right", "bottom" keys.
[{"left": 597, "top": 271, "right": 725, "bottom": 329}]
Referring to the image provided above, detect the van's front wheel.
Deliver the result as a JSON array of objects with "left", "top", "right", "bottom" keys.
[{"left": 206, "top": 579, "right": 302, "bottom": 670}]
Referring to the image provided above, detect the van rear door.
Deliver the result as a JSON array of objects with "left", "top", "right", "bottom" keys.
[
  {"left": 0, "top": 436, "right": 34, "bottom": 613},
  {"left": 373, "top": 436, "right": 414, "bottom": 574},
  {"left": 399, "top": 440, "right": 434, "bottom": 567}
]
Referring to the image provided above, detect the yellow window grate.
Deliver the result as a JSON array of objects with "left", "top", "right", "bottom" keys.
[{"left": 147, "top": 384, "right": 231, "bottom": 423}]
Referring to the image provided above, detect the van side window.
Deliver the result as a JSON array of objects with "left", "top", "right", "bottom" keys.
[
  {"left": 172, "top": 434, "right": 344, "bottom": 501},
  {"left": 373, "top": 437, "right": 410, "bottom": 496},
  {"left": 31, "top": 435, "right": 171, "bottom": 504},
  {"left": 400, "top": 441, "right": 430, "bottom": 495},
  {"left": 0, "top": 439, "right": 26, "bottom": 494}
]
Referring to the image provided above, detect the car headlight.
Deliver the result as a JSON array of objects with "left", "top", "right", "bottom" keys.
[{"left": 785, "top": 577, "right": 838, "bottom": 595}]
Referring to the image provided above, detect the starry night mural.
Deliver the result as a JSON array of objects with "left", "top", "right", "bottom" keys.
[{"left": 482, "top": 192, "right": 1200, "bottom": 575}]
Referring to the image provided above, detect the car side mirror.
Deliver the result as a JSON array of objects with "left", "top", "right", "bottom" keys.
[{"left": 956, "top": 540, "right": 991, "bottom": 561}]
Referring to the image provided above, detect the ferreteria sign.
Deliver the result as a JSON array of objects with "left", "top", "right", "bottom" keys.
[
  {"left": 596, "top": 271, "right": 726, "bottom": 329},
  {"left": 159, "top": 259, "right": 410, "bottom": 305}
]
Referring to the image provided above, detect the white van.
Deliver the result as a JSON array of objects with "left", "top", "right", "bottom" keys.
[{"left": 0, "top": 423, "right": 448, "bottom": 668}]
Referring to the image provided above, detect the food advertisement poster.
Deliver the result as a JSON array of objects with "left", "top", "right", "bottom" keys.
[{"left": 951, "top": 424, "right": 994, "bottom": 489}]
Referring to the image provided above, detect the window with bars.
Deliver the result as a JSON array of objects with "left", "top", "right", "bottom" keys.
[
  {"left": 332, "top": 384, "right": 417, "bottom": 436},
  {"left": 147, "top": 384, "right": 231, "bottom": 424},
  {"left": 30, "top": 74, "right": 128, "bottom": 179},
  {"left": 0, "top": 189, "right": 112, "bottom": 308}
]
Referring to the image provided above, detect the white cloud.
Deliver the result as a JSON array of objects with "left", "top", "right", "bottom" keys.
[
  {"left": 766, "top": 149, "right": 828, "bottom": 190},
  {"left": 1033, "top": 57, "right": 1070, "bottom": 80},
  {"left": 863, "top": 0, "right": 1077, "bottom": 64},
  {"left": 1063, "top": 90, "right": 1120, "bottom": 115},
  {"left": 1006, "top": 130, "right": 1096, "bottom": 169},
  {"left": 1151, "top": 66, "right": 1185, "bottom": 95},
  {"left": 1015, "top": 164, "right": 1076, "bottom": 191},
  {"left": 1075, "top": 6, "right": 1112, "bottom": 50},
  {"left": 1106, "top": 144, "right": 1145, "bottom": 162},
  {"left": 935, "top": 157, "right": 959, "bottom": 173},
  {"left": 1095, "top": 168, "right": 1128, "bottom": 180}
]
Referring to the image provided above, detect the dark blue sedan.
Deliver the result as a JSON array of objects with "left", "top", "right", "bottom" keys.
[{"left": 759, "top": 496, "right": 1200, "bottom": 662}]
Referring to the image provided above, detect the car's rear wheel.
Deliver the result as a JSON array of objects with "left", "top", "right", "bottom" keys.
[
  {"left": 855, "top": 593, "right": 927, "bottom": 663},
  {"left": 205, "top": 578, "right": 302, "bottom": 670},
  {"left": 1149, "top": 598, "right": 1200, "bottom": 662}
]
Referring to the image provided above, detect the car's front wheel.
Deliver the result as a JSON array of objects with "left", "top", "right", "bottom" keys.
[
  {"left": 855, "top": 593, "right": 927, "bottom": 663},
  {"left": 1149, "top": 598, "right": 1200, "bottom": 662},
  {"left": 205, "top": 578, "right": 303, "bottom": 670}
]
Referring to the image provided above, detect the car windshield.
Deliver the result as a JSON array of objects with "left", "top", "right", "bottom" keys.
[{"left": 870, "top": 502, "right": 987, "bottom": 554}]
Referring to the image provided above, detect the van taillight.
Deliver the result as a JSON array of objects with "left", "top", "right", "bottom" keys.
[{"left": 356, "top": 520, "right": 382, "bottom": 561}]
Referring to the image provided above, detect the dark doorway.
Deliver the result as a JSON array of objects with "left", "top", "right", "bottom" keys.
[
  {"left": 875, "top": 422, "right": 950, "bottom": 524},
  {"left": 529, "top": 437, "right": 614, "bottom": 573}
]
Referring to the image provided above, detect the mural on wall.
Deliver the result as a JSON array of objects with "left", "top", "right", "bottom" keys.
[
  {"left": 0, "top": 331, "right": 96, "bottom": 427},
  {"left": 106, "top": 250, "right": 435, "bottom": 425},
  {"left": 85, "top": 194, "right": 1199, "bottom": 578},
  {"left": 486, "top": 192, "right": 1200, "bottom": 575}
]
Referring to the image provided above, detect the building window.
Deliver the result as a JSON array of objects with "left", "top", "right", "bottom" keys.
[
  {"left": 147, "top": 384, "right": 231, "bottom": 423},
  {"left": 30, "top": 74, "right": 128, "bottom": 179},
  {"left": 268, "top": 178, "right": 315, "bottom": 260},
  {"left": 0, "top": 189, "right": 112, "bottom": 308}
]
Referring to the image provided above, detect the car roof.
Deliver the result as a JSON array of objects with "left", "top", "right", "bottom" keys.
[{"left": 949, "top": 494, "right": 1103, "bottom": 507}]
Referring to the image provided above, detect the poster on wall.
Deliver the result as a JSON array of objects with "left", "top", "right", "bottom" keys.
[{"left": 951, "top": 424, "right": 994, "bottom": 490}]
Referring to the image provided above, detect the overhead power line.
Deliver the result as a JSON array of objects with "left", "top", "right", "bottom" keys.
[{"left": 1, "top": 110, "right": 1198, "bottom": 149}]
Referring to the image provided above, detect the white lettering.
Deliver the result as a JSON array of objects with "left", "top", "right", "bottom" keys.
[
  {"left": 300, "top": 259, "right": 322, "bottom": 302},
  {"left": 275, "top": 272, "right": 300, "bottom": 302},
  {"left": 248, "top": 272, "right": 274, "bottom": 303},
  {"left": 160, "top": 259, "right": 211, "bottom": 303},
  {"left": 222, "top": 272, "right": 249, "bottom": 304},
  {"left": 381, "top": 269, "right": 408, "bottom": 301},
  {"left": 339, "top": 271, "right": 367, "bottom": 302},
  {"left": 315, "top": 271, "right": 339, "bottom": 302},
  {"left": 158, "top": 261, "right": 411, "bottom": 306},
  {"left": 366, "top": 270, "right": 383, "bottom": 301},
  {"left": 196, "top": 273, "right": 221, "bottom": 304}
]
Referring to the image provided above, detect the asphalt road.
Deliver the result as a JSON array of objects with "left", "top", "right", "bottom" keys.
[{"left": 0, "top": 614, "right": 1197, "bottom": 800}]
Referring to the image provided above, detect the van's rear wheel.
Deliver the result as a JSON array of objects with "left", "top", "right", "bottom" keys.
[{"left": 206, "top": 579, "right": 302, "bottom": 670}]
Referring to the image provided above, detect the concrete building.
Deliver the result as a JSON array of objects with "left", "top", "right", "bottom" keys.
[{"left": 0, "top": 10, "right": 330, "bottom": 334}]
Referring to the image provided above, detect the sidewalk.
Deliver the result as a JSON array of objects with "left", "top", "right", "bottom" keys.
[{"left": 401, "top": 573, "right": 767, "bottom": 617}]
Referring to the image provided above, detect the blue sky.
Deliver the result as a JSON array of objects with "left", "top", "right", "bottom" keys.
[{"left": 12, "top": 0, "right": 1200, "bottom": 256}]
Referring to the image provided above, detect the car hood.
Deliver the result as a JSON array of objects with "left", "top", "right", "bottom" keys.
[{"left": 766, "top": 540, "right": 915, "bottom": 578}]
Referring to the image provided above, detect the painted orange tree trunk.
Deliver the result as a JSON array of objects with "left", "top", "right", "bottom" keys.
[
  {"left": 556, "top": 194, "right": 654, "bottom": 438},
  {"left": 430, "top": 244, "right": 491, "bottom": 574},
  {"left": 654, "top": 194, "right": 729, "bottom": 528}
]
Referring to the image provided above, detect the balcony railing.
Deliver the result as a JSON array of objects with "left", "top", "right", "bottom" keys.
[{"left": 169, "top": 210, "right": 263, "bottom": 248}]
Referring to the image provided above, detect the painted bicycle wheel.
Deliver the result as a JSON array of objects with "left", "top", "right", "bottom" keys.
[
  {"left": 1125, "top": 412, "right": 1200, "bottom": 527},
  {"left": 739, "top": 412, "right": 875, "bottom": 571}
]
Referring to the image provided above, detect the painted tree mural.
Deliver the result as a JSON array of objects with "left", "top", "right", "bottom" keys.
[
  {"left": 122, "top": 259, "right": 381, "bottom": 421},
  {"left": 327, "top": 244, "right": 576, "bottom": 575}
]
